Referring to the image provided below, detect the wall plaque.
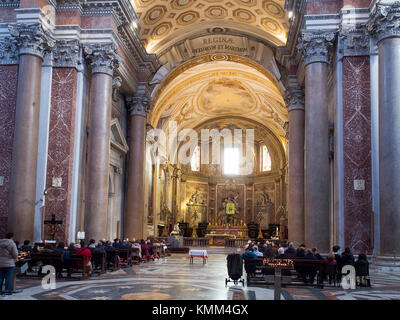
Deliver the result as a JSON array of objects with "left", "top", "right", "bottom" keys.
[{"left": 354, "top": 179, "right": 365, "bottom": 190}]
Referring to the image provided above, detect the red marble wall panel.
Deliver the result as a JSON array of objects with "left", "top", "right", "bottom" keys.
[
  {"left": 44, "top": 68, "right": 77, "bottom": 242},
  {"left": 81, "top": 16, "right": 112, "bottom": 30},
  {"left": 56, "top": 11, "right": 81, "bottom": 26},
  {"left": 343, "top": 0, "right": 371, "bottom": 8},
  {"left": 0, "top": 65, "right": 18, "bottom": 238},
  {"left": 342, "top": 56, "right": 372, "bottom": 253},
  {"left": 0, "top": 9, "right": 17, "bottom": 23},
  {"left": 307, "top": 1, "right": 343, "bottom": 14}
]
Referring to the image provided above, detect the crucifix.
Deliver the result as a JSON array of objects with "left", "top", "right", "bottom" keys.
[{"left": 44, "top": 214, "right": 63, "bottom": 240}]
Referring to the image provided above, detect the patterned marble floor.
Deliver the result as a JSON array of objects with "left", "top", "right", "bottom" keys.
[{"left": 2, "top": 247, "right": 400, "bottom": 300}]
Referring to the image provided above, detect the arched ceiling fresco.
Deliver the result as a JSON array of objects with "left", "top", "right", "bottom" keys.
[
  {"left": 149, "top": 59, "right": 288, "bottom": 144},
  {"left": 132, "top": 0, "right": 290, "bottom": 53}
]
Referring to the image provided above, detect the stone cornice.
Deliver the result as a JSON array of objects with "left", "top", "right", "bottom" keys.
[
  {"left": 53, "top": 39, "right": 82, "bottom": 68},
  {"left": 297, "top": 30, "right": 336, "bottom": 66},
  {"left": 339, "top": 24, "right": 370, "bottom": 56},
  {"left": 126, "top": 83, "right": 152, "bottom": 117},
  {"left": 368, "top": 1, "right": 400, "bottom": 43},
  {"left": 0, "top": 0, "right": 19, "bottom": 8},
  {"left": 83, "top": 42, "right": 120, "bottom": 76},
  {"left": 8, "top": 23, "right": 56, "bottom": 59}
]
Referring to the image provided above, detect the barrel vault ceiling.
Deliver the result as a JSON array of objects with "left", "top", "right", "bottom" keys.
[{"left": 132, "top": 0, "right": 290, "bottom": 54}]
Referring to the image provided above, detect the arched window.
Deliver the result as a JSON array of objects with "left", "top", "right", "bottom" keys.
[
  {"left": 191, "top": 145, "right": 200, "bottom": 172},
  {"left": 261, "top": 145, "right": 272, "bottom": 172},
  {"left": 224, "top": 147, "right": 240, "bottom": 175}
]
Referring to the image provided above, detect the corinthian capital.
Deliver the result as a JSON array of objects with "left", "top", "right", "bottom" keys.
[
  {"left": 126, "top": 83, "right": 152, "bottom": 117},
  {"left": 53, "top": 39, "right": 81, "bottom": 69},
  {"left": 284, "top": 84, "right": 304, "bottom": 112},
  {"left": 8, "top": 23, "right": 55, "bottom": 59},
  {"left": 339, "top": 24, "right": 370, "bottom": 56},
  {"left": 368, "top": 1, "right": 400, "bottom": 43},
  {"left": 297, "top": 30, "right": 336, "bottom": 66},
  {"left": 83, "top": 43, "right": 120, "bottom": 76}
]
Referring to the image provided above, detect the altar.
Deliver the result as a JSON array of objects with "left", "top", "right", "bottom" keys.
[{"left": 205, "top": 233, "right": 235, "bottom": 246}]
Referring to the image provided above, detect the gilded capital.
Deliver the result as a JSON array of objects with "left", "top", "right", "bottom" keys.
[
  {"left": 127, "top": 83, "right": 152, "bottom": 117},
  {"left": 83, "top": 42, "right": 120, "bottom": 76},
  {"left": 297, "top": 30, "right": 336, "bottom": 66},
  {"left": 368, "top": 1, "right": 400, "bottom": 43},
  {"left": 8, "top": 23, "right": 55, "bottom": 59}
]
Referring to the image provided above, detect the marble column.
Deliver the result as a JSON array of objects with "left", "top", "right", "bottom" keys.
[
  {"left": 297, "top": 30, "right": 336, "bottom": 252},
  {"left": 284, "top": 79, "right": 305, "bottom": 246},
  {"left": 124, "top": 84, "right": 152, "bottom": 241},
  {"left": 83, "top": 43, "right": 119, "bottom": 242},
  {"left": 369, "top": 2, "right": 400, "bottom": 256},
  {"left": 7, "top": 24, "right": 54, "bottom": 242}
]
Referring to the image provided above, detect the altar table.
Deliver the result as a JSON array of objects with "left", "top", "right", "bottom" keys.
[{"left": 188, "top": 249, "right": 208, "bottom": 264}]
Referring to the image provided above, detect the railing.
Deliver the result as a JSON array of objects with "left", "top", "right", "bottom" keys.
[
  {"left": 183, "top": 237, "right": 210, "bottom": 247},
  {"left": 225, "top": 238, "right": 250, "bottom": 248}
]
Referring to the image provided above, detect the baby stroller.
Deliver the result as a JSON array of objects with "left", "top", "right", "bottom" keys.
[{"left": 225, "top": 253, "right": 245, "bottom": 286}]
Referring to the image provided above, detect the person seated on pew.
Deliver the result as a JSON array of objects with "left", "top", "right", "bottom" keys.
[
  {"left": 296, "top": 245, "right": 306, "bottom": 258},
  {"left": 20, "top": 240, "right": 33, "bottom": 252},
  {"left": 241, "top": 247, "right": 258, "bottom": 277},
  {"left": 88, "top": 239, "right": 96, "bottom": 250},
  {"left": 129, "top": 242, "right": 142, "bottom": 262},
  {"left": 53, "top": 242, "right": 66, "bottom": 255},
  {"left": 103, "top": 241, "right": 119, "bottom": 268},
  {"left": 303, "top": 249, "right": 318, "bottom": 284},
  {"left": 253, "top": 246, "right": 264, "bottom": 258},
  {"left": 354, "top": 253, "right": 370, "bottom": 287},
  {"left": 32, "top": 244, "right": 40, "bottom": 253},
  {"left": 92, "top": 242, "right": 106, "bottom": 271},
  {"left": 52, "top": 242, "right": 66, "bottom": 277},
  {"left": 262, "top": 241, "right": 275, "bottom": 258},
  {"left": 312, "top": 248, "right": 323, "bottom": 260},
  {"left": 285, "top": 242, "right": 296, "bottom": 256},
  {"left": 75, "top": 241, "right": 92, "bottom": 275},
  {"left": 41, "top": 244, "right": 54, "bottom": 253},
  {"left": 276, "top": 247, "right": 287, "bottom": 259},
  {"left": 140, "top": 239, "right": 150, "bottom": 261},
  {"left": 341, "top": 247, "right": 355, "bottom": 266},
  {"left": 113, "top": 239, "right": 123, "bottom": 249},
  {"left": 322, "top": 253, "right": 337, "bottom": 284}
]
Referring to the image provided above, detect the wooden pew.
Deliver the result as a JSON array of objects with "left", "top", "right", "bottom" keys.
[
  {"left": 244, "top": 258, "right": 325, "bottom": 288},
  {"left": 91, "top": 251, "right": 106, "bottom": 274},
  {"left": 115, "top": 248, "right": 130, "bottom": 267},
  {"left": 21, "top": 253, "right": 90, "bottom": 280}
]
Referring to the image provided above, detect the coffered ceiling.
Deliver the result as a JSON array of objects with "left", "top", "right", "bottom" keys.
[{"left": 132, "top": 0, "right": 290, "bottom": 54}]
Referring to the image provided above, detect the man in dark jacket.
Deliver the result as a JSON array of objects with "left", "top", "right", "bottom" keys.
[{"left": 20, "top": 240, "right": 33, "bottom": 252}]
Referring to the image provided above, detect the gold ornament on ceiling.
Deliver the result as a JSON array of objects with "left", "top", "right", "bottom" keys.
[
  {"left": 204, "top": 6, "right": 228, "bottom": 19},
  {"left": 132, "top": 0, "right": 289, "bottom": 53},
  {"left": 233, "top": 8, "right": 256, "bottom": 23},
  {"left": 197, "top": 78, "right": 256, "bottom": 114},
  {"left": 177, "top": 10, "right": 200, "bottom": 25}
]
